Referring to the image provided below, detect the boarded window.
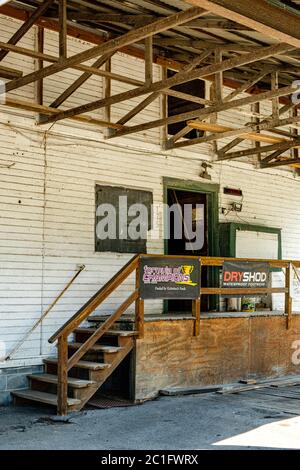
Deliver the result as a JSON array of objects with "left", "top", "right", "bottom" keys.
[
  {"left": 95, "top": 185, "right": 153, "bottom": 253},
  {"left": 167, "top": 69, "right": 205, "bottom": 139}
]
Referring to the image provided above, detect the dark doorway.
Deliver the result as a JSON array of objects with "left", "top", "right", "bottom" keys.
[{"left": 167, "top": 188, "right": 209, "bottom": 313}]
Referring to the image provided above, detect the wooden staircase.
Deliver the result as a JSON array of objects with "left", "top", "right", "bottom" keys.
[{"left": 12, "top": 254, "right": 144, "bottom": 415}]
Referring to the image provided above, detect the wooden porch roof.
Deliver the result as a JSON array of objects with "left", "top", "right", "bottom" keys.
[{"left": 1, "top": 0, "right": 300, "bottom": 169}]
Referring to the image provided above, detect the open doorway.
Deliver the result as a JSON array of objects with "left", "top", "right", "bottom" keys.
[{"left": 164, "top": 178, "right": 219, "bottom": 313}]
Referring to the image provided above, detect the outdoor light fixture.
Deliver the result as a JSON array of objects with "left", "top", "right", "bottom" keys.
[{"left": 199, "top": 162, "right": 212, "bottom": 180}]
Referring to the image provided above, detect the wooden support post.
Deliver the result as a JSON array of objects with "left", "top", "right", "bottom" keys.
[
  {"left": 145, "top": 36, "right": 153, "bottom": 85},
  {"left": 285, "top": 263, "right": 293, "bottom": 330},
  {"left": 36, "top": 27, "right": 44, "bottom": 106},
  {"left": 271, "top": 71, "right": 279, "bottom": 119},
  {"left": 161, "top": 66, "right": 168, "bottom": 150},
  {"left": 253, "top": 102, "right": 261, "bottom": 163},
  {"left": 59, "top": 0, "right": 67, "bottom": 59},
  {"left": 192, "top": 298, "right": 201, "bottom": 336},
  {"left": 57, "top": 334, "right": 68, "bottom": 416},
  {"left": 135, "top": 261, "right": 145, "bottom": 339},
  {"left": 104, "top": 55, "right": 112, "bottom": 138},
  {"left": 214, "top": 49, "right": 223, "bottom": 102}
]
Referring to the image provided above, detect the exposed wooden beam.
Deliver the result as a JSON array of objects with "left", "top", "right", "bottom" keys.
[
  {"left": 271, "top": 71, "right": 279, "bottom": 119},
  {"left": 145, "top": 37, "right": 153, "bottom": 86},
  {"left": 67, "top": 14, "right": 252, "bottom": 30},
  {"left": 219, "top": 139, "right": 300, "bottom": 161},
  {"left": 0, "top": 41, "right": 142, "bottom": 88},
  {"left": 223, "top": 71, "right": 267, "bottom": 102},
  {"left": 5, "top": 7, "right": 206, "bottom": 93},
  {"left": 214, "top": 49, "right": 223, "bottom": 102},
  {"left": 0, "top": 3, "right": 297, "bottom": 108},
  {"left": 116, "top": 93, "right": 160, "bottom": 126},
  {"left": 4, "top": 97, "right": 124, "bottom": 130},
  {"left": 175, "top": 116, "right": 300, "bottom": 149},
  {"left": 103, "top": 56, "right": 111, "bottom": 138},
  {"left": 0, "top": 0, "right": 55, "bottom": 62},
  {"left": 111, "top": 82, "right": 299, "bottom": 139},
  {"left": 59, "top": 0, "right": 67, "bottom": 59},
  {"left": 186, "top": 0, "right": 300, "bottom": 48},
  {"left": 217, "top": 101, "right": 298, "bottom": 157},
  {"left": 153, "top": 38, "right": 256, "bottom": 51},
  {"left": 35, "top": 27, "right": 44, "bottom": 107},
  {"left": 47, "top": 52, "right": 115, "bottom": 110},
  {"left": 0, "top": 65, "right": 22, "bottom": 80},
  {"left": 116, "top": 50, "right": 211, "bottom": 129},
  {"left": 40, "top": 43, "right": 293, "bottom": 126},
  {"left": 261, "top": 157, "right": 300, "bottom": 168},
  {"left": 67, "top": 13, "right": 156, "bottom": 24}
]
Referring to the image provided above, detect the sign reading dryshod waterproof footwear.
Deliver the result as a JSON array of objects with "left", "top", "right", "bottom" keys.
[
  {"left": 140, "top": 257, "right": 200, "bottom": 299},
  {"left": 222, "top": 261, "right": 270, "bottom": 290}
]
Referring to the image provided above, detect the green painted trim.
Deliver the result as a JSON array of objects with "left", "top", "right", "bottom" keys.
[
  {"left": 163, "top": 177, "right": 220, "bottom": 311},
  {"left": 219, "top": 222, "right": 282, "bottom": 272},
  {"left": 163, "top": 177, "right": 220, "bottom": 257}
]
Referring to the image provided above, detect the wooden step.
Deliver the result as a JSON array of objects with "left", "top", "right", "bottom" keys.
[
  {"left": 28, "top": 374, "right": 96, "bottom": 389},
  {"left": 44, "top": 358, "right": 111, "bottom": 371},
  {"left": 12, "top": 390, "right": 81, "bottom": 407},
  {"left": 87, "top": 315, "right": 134, "bottom": 323},
  {"left": 75, "top": 327, "right": 138, "bottom": 337},
  {"left": 68, "top": 342, "right": 123, "bottom": 354}
]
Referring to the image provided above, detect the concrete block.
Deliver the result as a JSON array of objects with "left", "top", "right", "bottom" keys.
[
  {"left": 0, "top": 391, "right": 11, "bottom": 406},
  {"left": 0, "top": 375, "right": 6, "bottom": 391},
  {"left": 6, "top": 374, "right": 29, "bottom": 391}
]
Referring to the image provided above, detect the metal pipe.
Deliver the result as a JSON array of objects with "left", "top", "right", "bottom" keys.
[{"left": 5, "top": 264, "right": 86, "bottom": 361}]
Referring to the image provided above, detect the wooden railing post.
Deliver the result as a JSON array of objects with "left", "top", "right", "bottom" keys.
[
  {"left": 192, "top": 298, "right": 201, "bottom": 336},
  {"left": 135, "top": 258, "right": 144, "bottom": 339},
  {"left": 286, "top": 262, "right": 293, "bottom": 330},
  {"left": 57, "top": 334, "right": 68, "bottom": 416}
]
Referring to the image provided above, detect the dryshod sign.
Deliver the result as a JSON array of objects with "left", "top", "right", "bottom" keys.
[
  {"left": 222, "top": 261, "right": 270, "bottom": 290},
  {"left": 140, "top": 257, "right": 200, "bottom": 299}
]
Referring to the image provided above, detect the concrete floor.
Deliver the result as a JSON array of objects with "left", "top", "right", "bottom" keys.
[{"left": 1, "top": 392, "right": 300, "bottom": 450}]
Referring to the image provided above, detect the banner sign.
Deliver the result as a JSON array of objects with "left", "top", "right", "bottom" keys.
[
  {"left": 140, "top": 257, "right": 200, "bottom": 299},
  {"left": 222, "top": 261, "right": 270, "bottom": 290}
]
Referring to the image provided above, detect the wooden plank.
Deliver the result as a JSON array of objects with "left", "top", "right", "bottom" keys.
[
  {"left": 145, "top": 36, "right": 153, "bottom": 85},
  {"left": 29, "top": 374, "right": 96, "bottom": 389},
  {"left": 160, "top": 385, "right": 222, "bottom": 396},
  {"left": 4, "top": 97, "right": 124, "bottom": 130},
  {"left": 223, "top": 71, "right": 267, "bottom": 103},
  {"left": 111, "top": 79, "right": 297, "bottom": 140},
  {"left": 40, "top": 43, "right": 293, "bottom": 126},
  {"left": 219, "top": 138, "right": 300, "bottom": 161},
  {"left": 58, "top": 0, "right": 67, "bottom": 59},
  {"left": 45, "top": 358, "right": 111, "bottom": 371},
  {"left": 180, "top": 114, "right": 300, "bottom": 150},
  {"left": 48, "top": 52, "right": 116, "bottom": 109},
  {"left": 12, "top": 390, "right": 81, "bottom": 407},
  {"left": 35, "top": 27, "right": 44, "bottom": 107},
  {"left": 57, "top": 335, "right": 68, "bottom": 416},
  {"left": 272, "top": 71, "right": 279, "bottom": 119},
  {"left": 0, "top": 0, "right": 55, "bottom": 62},
  {"left": 286, "top": 263, "right": 293, "bottom": 330},
  {"left": 202, "top": 287, "right": 288, "bottom": 295},
  {"left": 103, "top": 55, "right": 111, "bottom": 138},
  {"left": 0, "top": 65, "right": 22, "bottom": 80},
  {"left": 192, "top": 298, "right": 200, "bottom": 336},
  {"left": 186, "top": 0, "right": 300, "bottom": 48},
  {"left": 5, "top": 7, "right": 205, "bottom": 93},
  {"left": 135, "top": 262, "right": 145, "bottom": 339},
  {"left": 0, "top": 41, "right": 143, "bottom": 87}
]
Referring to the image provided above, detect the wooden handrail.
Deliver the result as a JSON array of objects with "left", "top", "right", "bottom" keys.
[
  {"left": 49, "top": 254, "right": 140, "bottom": 344},
  {"left": 67, "top": 290, "right": 139, "bottom": 371}
]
